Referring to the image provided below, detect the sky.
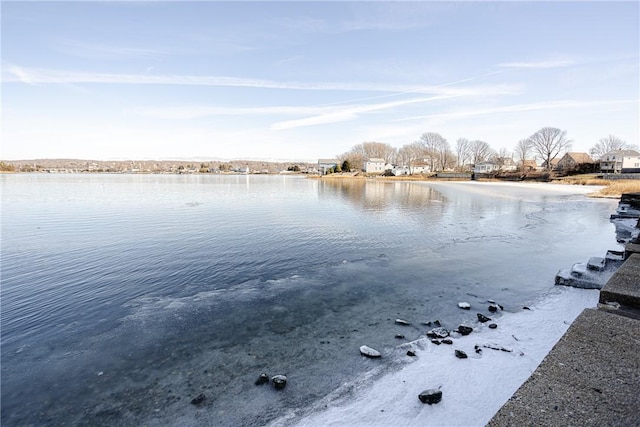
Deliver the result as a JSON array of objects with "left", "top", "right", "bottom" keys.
[{"left": 1, "top": 1, "right": 639, "bottom": 162}]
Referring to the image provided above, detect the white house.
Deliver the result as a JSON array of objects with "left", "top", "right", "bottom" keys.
[
  {"left": 473, "top": 163, "right": 500, "bottom": 174},
  {"left": 621, "top": 155, "right": 640, "bottom": 173},
  {"left": 600, "top": 150, "right": 640, "bottom": 173},
  {"left": 365, "top": 158, "right": 386, "bottom": 174}
]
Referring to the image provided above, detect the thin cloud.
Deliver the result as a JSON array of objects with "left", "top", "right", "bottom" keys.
[
  {"left": 129, "top": 105, "right": 334, "bottom": 120},
  {"left": 52, "top": 39, "right": 165, "bottom": 60},
  {"left": 498, "top": 59, "right": 576, "bottom": 69},
  {"left": 270, "top": 94, "right": 463, "bottom": 130},
  {"left": 396, "top": 99, "right": 638, "bottom": 122},
  {"left": 1, "top": 66, "right": 521, "bottom": 96}
]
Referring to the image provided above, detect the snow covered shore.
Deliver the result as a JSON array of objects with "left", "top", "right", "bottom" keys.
[{"left": 272, "top": 287, "right": 600, "bottom": 427}]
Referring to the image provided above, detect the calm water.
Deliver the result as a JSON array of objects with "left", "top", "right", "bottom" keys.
[{"left": 1, "top": 174, "right": 618, "bottom": 426}]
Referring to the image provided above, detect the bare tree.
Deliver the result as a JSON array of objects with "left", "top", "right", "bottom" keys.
[
  {"left": 528, "top": 127, "right": 572, "bottom": 170},
  {"left": 455, "top": 138, "right": 471, "bottom": 170},
  {"left": 418, "top": 132, "right": 449, "bottom": 172},
  {"left": 398, "top": 142, "right": 426, "bottom": 174},
  {"left": 514, "top": 139, "right": 532, "bottom": 167},
  {"left": 469, "top": 140, "right": 494, "bottom": 165},
  {"left": 589, "top": 135, "right": 637, "bottom": 160},
  {"left": 340, "top": 141, "right": 397, "bottom": 170}
]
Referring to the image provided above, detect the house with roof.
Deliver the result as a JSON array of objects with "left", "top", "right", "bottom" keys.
[
  {"left": 556, "top": 152, "right": 593, "bottom": 171},
  {"left": 541, "top": 158, "right": 560, "bottom": 170},
  {"left": 519, "top": 159, "right": 538, "bottom": 171},
  {"left": 364, "top": 158, "right": 386, "bottom": 174},
  {"left": 473, "top": 162, "right": 500, "bottom": 174},
  {"left": 600, "top": 150, "right": 640, "bottom": 174}
]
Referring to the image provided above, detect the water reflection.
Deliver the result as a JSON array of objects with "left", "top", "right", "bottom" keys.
[{"left": 317, "top": 179, "right": 447, "bottom": 212}]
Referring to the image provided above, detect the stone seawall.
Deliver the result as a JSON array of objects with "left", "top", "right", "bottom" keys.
[{"left": 488, "top": 194, "right": 640, "bottom": 426}]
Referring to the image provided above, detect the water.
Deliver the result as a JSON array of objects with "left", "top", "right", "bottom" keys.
[{"left": 0, "top": 174, "right": 619, "bottom": 426}]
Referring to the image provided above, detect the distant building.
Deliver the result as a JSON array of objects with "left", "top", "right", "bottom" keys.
[
  {"left": 556, "top": 152, "right": 593, "bottom": 171},
  {"left": 600, "top": 150, "right": 640, "bottom": 174},
  {"left": 541, "top": 158, "right": 560, "bottom": 170},
  {"left": 473, "top": 163, "right": 500, "bottom": 174},
  {"left": 317, "top": 159, "right": 338, "bottom": 175},
  {"left": 519, "top": 159, "right": 538, "bottom": 171},
  {"left": 364, "top": 158, "right": 386, "bottom": 174}
]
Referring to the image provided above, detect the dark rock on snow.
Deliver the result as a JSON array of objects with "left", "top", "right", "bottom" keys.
[
  {"left": 433, "top": 320, "right": 442, "bottom": 327},
  {"left": 255, "top": 373, "right": 270, "bottom": 386},
  {"left": 426, "top": 327, "right": 449, "bottom": 339},
  {"left": 457, "top": 325, "right": 473, "bottom": 336},
  {"left": 474, "top": 345, "right": 482, "bottom": 354},
  {"left": 272, "top": 375, "right": 287, "bottom": 389},
  {"left": 418, "top": 389, "right": 443, "bottom": 405},
  {"left": 406, "top": 350, "right": 416, "bottom": 357},
  {"left": 395, "top": 334, "right": 405, "bottom": 339},
  {"left": 477, "top": 313, "right": 492, "bottom": 323},
  {"left": 191, "top": 393, "right": 206, "bottom": 405},
  {"left": 442, "top": 338, "right": 453, "bottom": 345},
  {"left": 488, "top": 323, "right": 498, "bottom": 329},
  {"left": 455, "top": 349, "right": 468, "bottom": 359},
  {"left": 431, "top": 339, "right": 441, "bottom": 345},
  {"left": 488, "top": 305, "right": 498, "bottom": 313}
]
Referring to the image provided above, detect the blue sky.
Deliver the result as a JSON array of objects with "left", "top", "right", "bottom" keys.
[{"left": 2, "top": 1, "right": 638, "bottom": 161}]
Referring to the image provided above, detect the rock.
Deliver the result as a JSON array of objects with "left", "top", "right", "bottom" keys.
[
  {"left": 433, "top": 320, "right": 442, "bottom": 327},
  {"left": 523, "top": 306, "right": 531, "bottom": 310},
  {"left": 395, "top": 334, "right": 405, "bottom": 339},
  {"left": 487, "top": 299, "right": 496, "bottom": 304},
  {"left": 587, "top": 257, "right": 606, "bottom": 271},
  {"left": 426, "top": 327, "right": 449, "bottom": 339},
  {"left": 359, "top": 345, "right": 381, "bottom": 358},
  {"left": 455, "top": 349, "right": 468, "bottom": 359},
  {"left": 488, "top": 305, "right": 498, "bottom": 313},
  {"left": 190, "top": 393, "right": 206, "bottom": 405},
  {"left": 422, "top": 321, "right": 432, "bottom": 326},
  {"left": 474, "top": 345, "right": 482, "bottom": 354},
  {"left": 431, "top": 339, "right": 441, "bottom": 345},
  {"left": 441, "top": 338, "right": 453, "bottom": 345},
  {"left": 255, "top": 373, "right": 269, "bottom": 386},
  {"left": 498, "top": 304, "right": 504, "bottom": 311},
  {"left": 418, "top": 389, "right": 442, "bottom": 405},
  {"left": 457, "top": 302, "right": 471, "bottom": 310},
  {"left": 488, "top": 323, "right": 498, "bottom": 329},
  {"left": 406, "top": 350, "right": 416, "bottom": 357},
  {"left": 395, "top": 318, "right": 410, "bottom": 326},
  {"left": 272, "top": 375, "right": 287, "bottom": 389},
  {"left": 477, "top": 313, "right": 491, "bottom": 323},
  {"left": 457, "top": 325, "right": 473, "bottom": 336}
]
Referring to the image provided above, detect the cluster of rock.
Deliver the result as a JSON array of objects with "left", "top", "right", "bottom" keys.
[
  {"left": 255, "top": 373, "right": 288, "bottom": 389},
  {"left": 556, "top": 194, "right": 640, "bottom": 289},
  {"left": 359, "top": 300, "right": 509, "bottom": 405}
]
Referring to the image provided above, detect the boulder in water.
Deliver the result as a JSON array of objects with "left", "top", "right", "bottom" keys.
[
  {"left": 359, "top": 345, "right": 381, "bottom": 358},
  {"left": 255, "top": 373, "right": 269, "bottom": 386},
  {"left": 272, "top": 375, "right": 287, "bottom": 389}
]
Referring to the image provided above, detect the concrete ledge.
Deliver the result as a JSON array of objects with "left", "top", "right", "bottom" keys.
[
  {"left": 624, "top": 243, "right": 640, "bottom": 259},
  {"left": 600, "top": 253, "right": 640, "bottom": 309},
  {"left": 488, "top": 308, "right": 640, "bottom": 427}
]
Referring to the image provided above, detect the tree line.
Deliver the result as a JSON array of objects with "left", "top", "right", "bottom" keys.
[{"left": 338, "top": 128, "right": 636, "bottom": 172}]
